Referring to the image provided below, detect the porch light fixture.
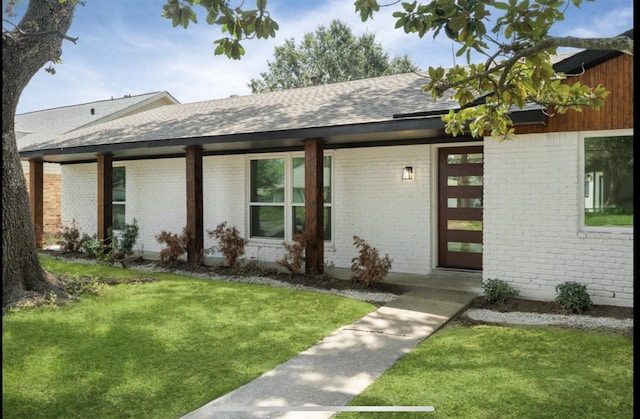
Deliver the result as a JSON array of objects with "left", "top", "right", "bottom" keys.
[{"left": 402, "top": 166, "right": 414, "bottom": 181}]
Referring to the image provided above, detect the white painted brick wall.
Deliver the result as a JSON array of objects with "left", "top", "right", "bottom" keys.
[
  {"left": 331, "top": 145, "right": 431, "bottom": 274},
  {"left": 61, "top": 163, "right": 97, "bottom": 237},
  {"left": 483, "top": 132, "right": 634, "bottom": 307},
  {"left": 127, "top": 159, "right": 186, "bottom": 254}
]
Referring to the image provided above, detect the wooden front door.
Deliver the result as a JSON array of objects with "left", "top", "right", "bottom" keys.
[{"left": 438, "top": 146, "right": 483, "bottom": 270}]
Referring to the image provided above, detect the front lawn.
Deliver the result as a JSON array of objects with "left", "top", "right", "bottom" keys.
[
  {"left": 340, "top": 324, "right": 633, "bottom": 418},
  {"left": 2, "top": 257, "right": 375, "bottom": 419}
]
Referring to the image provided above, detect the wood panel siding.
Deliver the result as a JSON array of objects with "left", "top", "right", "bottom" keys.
[{"left": 515, "top": 54, "right": 633, "bottom": 134}]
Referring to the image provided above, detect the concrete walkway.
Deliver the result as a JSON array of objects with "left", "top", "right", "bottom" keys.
[{"left": 181, "top": 270, "right": 482, "bottom": 419}]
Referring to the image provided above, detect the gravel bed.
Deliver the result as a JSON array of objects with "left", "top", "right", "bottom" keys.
[
  {"left": 44, "top": 254, "right": 633, "bottom": 328},
  {"left": 127, "top": 263, "right": 400, "bottom": 304},
  {"left": 464, "top": 308, "right": 633, "bottom": 330}
]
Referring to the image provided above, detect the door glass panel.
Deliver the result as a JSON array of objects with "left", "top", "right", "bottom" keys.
[
  {"left": 447, "top": 153, "right": 483, "bottom": 164},
  {"left": 447, "top": 198, "right": 482, "bottom": 208},
  {"left": 448, "top": 220, "right": 483, "bottom": 231},
  {"left": 448, "top": 242, "right": 483, "bottom": 253},
  {"left": 447, "top": 176, "right": 483, "bottom": 186}
]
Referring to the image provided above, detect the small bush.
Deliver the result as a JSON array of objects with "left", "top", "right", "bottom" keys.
[
  {"left": 350, "top": 236, "right": 393, "bottom": 287},
  {"left": 59, "top": 219, "right": 86, "bottom": 253},
  {"left": 118, "top": 219, "right": 140, "bottom": 257},
  {"left": 156, "top": 228, "right": 189, "bottom": 264},
  {"left": 206, "top": 222, "right": 247, "bottom": 268},
  {"left": 555, "top": 281, "right": 592, "bottom": 313},
  {"left": 62, "top": 274, "right": 107, "bottom": 297},
  {"left": 482, "top": 278, "right": 519, "bottom": 304},
  {"left": 276, "top": 233, "right": 307, "bottom": 274}
]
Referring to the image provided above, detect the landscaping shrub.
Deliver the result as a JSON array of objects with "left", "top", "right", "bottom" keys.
[
  {"left": 482, "top": 278, "right": 520, "bottom": 304},
  {"left": 156, "top": 228, "right": 189, "bottom": 264},
  {"left": 206, "top": 222, "right": 248, "bottom": 268},
  {"left": 350, "top": 236, "right": 393, "bottom": 287},
  {"left": 118, "top": 219, "right": 139, "bottom": 257},
  {"left": 277, "top": 233, "right": 307, "bottom": 274},
  {"left": 555, "top": 281, "right": 593, "bottom": 313},
  {"left": 59, "top": 219, "right": 86, "bottom": 253}
]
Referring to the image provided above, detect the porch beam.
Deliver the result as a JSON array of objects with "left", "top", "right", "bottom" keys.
[
  {"left": 185, "top": 145, "right": 204, "bottom": 264},
  {"left": 97, "top": 152, "right": 113, "bottom": 243},
  {"left": 29, "top": 159, "right": 44, "bottom": 248},
  {"left": 304, "top": 138, "right": 324, "bottom": 274}
]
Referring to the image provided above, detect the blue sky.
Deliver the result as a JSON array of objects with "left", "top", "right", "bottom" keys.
[{"left": 9, "top": 0, "right": 633, "bottom": 114}]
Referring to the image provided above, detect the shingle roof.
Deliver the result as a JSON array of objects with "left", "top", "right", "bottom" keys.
[
  {"left": 20, "top": 72, "right": 457, "bottom": 153},
  {"left": 16, "top": 91, "right": 179, "bottom": 150},
  {"left": 20, "top": 38, "right": 628, "bottom": 161}
]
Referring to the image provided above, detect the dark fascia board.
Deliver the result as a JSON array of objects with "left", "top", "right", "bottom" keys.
[
  {"left": 58, "top": 134, "right": 475, "bottom": 165},
  {"left": 19, "top": 115, "right": 448, "bottom": 159}
]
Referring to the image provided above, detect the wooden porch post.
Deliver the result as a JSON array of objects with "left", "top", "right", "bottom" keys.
[
  {"left": 185, "top": 145, "right": 204, "bottom": 264},
  {"left": 304, "top": 138, "right": 324, "bottom": 274},
  {"left": 97, "top": 153, "right": 113, "bottom": 243},
  {"left": 29, "top": 159, "right": 44, "bottom": 248}
]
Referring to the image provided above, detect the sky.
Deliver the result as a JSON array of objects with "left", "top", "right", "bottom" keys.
[{"left": 8, "top": 0, "right": 634, "bottom": 115}]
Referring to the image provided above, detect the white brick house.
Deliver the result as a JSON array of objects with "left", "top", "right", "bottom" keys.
[{"left": 22, "top": 42, "right": 634, "bottom": 307}]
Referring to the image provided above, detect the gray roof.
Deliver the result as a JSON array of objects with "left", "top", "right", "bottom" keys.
[
  {"left": 20, "top": 49, "right": 597, "bottom": 163},
  {"left": 16, "top": 91, "right": 179, "bottom": 151}
]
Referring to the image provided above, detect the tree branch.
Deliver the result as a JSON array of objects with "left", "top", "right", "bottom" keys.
[{"left": 548, "top": 35, "right": 633, "bottom": 55}]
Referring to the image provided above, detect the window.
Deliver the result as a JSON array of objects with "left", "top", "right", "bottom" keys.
[
  {"left": 113, "top": 166, "right": 126, "bottom": 230},
  {"left": 583, "top": 135, "right": 633, "bottom": 227},
  {"left": 249, "top": 155, "right": 332, "bottom": 240}
]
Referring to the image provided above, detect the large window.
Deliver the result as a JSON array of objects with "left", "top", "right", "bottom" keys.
[
  {"left": 249, "top": 155, "right": 332, "bottom": 240},
  {"left": 584, "top": 135, "right": 633, "bottom": 227},
  {"left": 113, "top": 166, "right": 126, "bottom": 230}
]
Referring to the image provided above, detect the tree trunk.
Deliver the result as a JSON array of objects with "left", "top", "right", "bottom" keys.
[{"left": 2, "top": 0, "right": 78, "bottom": 309}]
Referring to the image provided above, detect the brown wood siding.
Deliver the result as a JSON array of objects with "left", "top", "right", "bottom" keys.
[{"left": 515, "top": 54, "right": 633, "bottom": 134}]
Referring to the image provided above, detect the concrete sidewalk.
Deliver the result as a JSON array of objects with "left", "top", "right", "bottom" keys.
[{"left": 182, "top": 272, "right": 481, "bottom": 419}]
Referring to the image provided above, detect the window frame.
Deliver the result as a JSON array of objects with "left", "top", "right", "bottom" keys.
[
  {"left": 247, "top": 152, "right": 334, "bottom": 242},
  {"left": 579, "top": 129, "right": 633, "bottom": 233}
]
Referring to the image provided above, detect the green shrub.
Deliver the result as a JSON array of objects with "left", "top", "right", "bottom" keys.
[
  {"left": 555, "top": 281, "right": 592, "bottom": 313},
  {"left": 61, "top": 274, "right": 106, "bottom": 297},
  {"left": 118, "top": 219, "right": 139, "bottom": 257},
  {"left": 350, "top": 236, "right": 393, "bottom": 287},
  {"left": 482, "top": 278, "right": 519, "bottom": 304}
]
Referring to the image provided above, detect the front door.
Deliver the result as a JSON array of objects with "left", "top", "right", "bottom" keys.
[{"left": 438, "top": 146, "right": 483, "bottom": 270}]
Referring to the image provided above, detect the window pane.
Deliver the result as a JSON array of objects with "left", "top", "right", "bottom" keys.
[
  {"left": 113, "top": 167, "right": 126, "bottom": 202},
  {"left": 323, "top": 156, "right": 332, "bottom": 204},
  {"left": 292, "top": 157, "right": 305, "bottom": 204},
  {"left": 584, "top": 136, "right": 633, "bottom": 227},
  {"left": 113, "top": 204, "right": 126, "bottom": 231},
  {"left": 293, "top": 206, "right": 332, "bottom": 241},
  {"left": 291, "top": 156, "right": 332, "bottom": 204},
  {"left": 250, "top": 206, "right": 284, "bottom": 238},
  {"left": 251, "top": 159, "right": 284, "bottom": 203}
]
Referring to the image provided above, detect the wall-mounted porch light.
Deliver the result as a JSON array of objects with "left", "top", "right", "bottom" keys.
[{"left": 402, "top": 166, "right": 414, "bottom": 181}]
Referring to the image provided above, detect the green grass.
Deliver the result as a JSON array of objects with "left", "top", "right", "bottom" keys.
[
  {"left": 584, "top": 213, "right": 633, "bottom": 226},
  {"left": 2, "top": 256, "right": 375, "bottom": 419},
  {"left": 339, "top": 325, "right": 633, "bottom": 419}
]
